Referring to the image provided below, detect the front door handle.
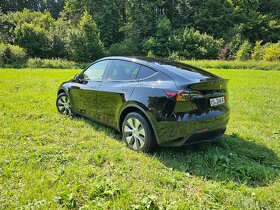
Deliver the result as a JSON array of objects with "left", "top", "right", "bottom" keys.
[{"left": 90, "top": 86, "right": 97, "bottom": 89}]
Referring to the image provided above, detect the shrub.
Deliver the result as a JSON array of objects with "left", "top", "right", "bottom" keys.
[
  {"left": 235, "top": 40, "right": 252, "bottom": 60},
  {"left": 27, "top": 58, "right": 88, "bottom": 69},
  {"left": 263, "top": 42, "right": 280, "bottom": 61},
  {"left": 14, "top": 23, "right": 50, "bottom": 58},
  {"left": 48, "top": 19, "right": 72, "bottom": 59},
  {"left": 108, "top": 39, "right": 137, "bottom": 56},
  {"left": 180, "top": 60, "right": 280, "bottom": 70},
  {"left": 0, "top": 43, "right": 27, "bottom": 67},
  {"left": 218, "top": 45, "right": 232, "bottom": 60},
  {"left": 168, "top": 28, "right": 224, "bottom": 59},
  {"left": 251, "top": 41, "right": 265, "bottom": 60},
  {"left": 147, "top": 50, "right": 156, "bottom": 58}
]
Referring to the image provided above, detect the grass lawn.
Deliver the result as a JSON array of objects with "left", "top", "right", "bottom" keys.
[{"left": 0, "top": 68, "right": 279, "bottom": 209}]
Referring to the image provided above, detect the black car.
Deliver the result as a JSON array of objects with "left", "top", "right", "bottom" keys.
[{"left": 56, "top": 57, "right": 229, "bottom": 152}]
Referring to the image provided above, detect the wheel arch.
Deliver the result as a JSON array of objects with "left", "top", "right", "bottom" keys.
[
  {"left": 57, "top": 84, "right": 69, "bottom": 96},
  {"left": 57, "top": 89, "right": 66, "bottom": 95},
  {"left": 118, "top": 103, "right": 159, "bottom": 144}
]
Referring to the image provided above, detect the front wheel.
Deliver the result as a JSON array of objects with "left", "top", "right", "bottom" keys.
[
  {"left": 56, "top": 93, "right": 72, "bottom": 116},
  {"left": 122, "top": 112, "right": 156, "bottom": 152}
]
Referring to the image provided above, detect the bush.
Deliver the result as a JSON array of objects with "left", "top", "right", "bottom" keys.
[
  {"left": 252, "top": 41, "right": 265, "bottom": 61},
  {"left": 0, "top": 43, "right": 27, "bottom": 67},
  {"left": 168, "top": 28, "right": 224, "bottom": 59},
  {"left": 180, "top": 60, "right": 280, "bottom": 70},
  {"left": 108, "top": 39, "right": 137, "bottom": 56},
  {"left": 235, "top": 40, "right": 252, "bottom": 60},
  {"left": 218, "top": 45, "right": 232, "bottom": 60},
  {"left": 147, "top": 50, "right": 156, "bottom": 58},
  {"left": 14, "top": 23, "right": 50, "bottom": 58},
  {"left": 27, "top": 58, "right": 88, "bottom": 69},
  {"left": 263, "top": 42, "right": 280, "bottom": 61}
]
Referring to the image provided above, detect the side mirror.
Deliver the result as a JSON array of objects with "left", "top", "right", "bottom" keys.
[{"left": 74, "top": 74, "right": 81, "bottom": 81}]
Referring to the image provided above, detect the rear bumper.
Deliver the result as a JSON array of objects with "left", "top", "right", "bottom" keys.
[{"left": 154, "top": 113, "right": 229, "bottom": 147}]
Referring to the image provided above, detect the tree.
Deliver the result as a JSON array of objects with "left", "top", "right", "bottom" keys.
[
  {"left": 69, "top": 11, "right": 104, "bottom": 62},
  {"left": 14, "top": 23, "right": 50, "bottom": 57},
  {"left": 0, "top": 0, "right": 65, "bottom": 18},
  {"left": 192, "top": 0, "right": 235, "bottom": 41}
]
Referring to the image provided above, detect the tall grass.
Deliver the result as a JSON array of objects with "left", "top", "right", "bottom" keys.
[
  {"left": 27, "top": 58, "right": 89, "bottom": 69},
  {"left": 181, "top": 60, "right": 280, "bottom": 70}
]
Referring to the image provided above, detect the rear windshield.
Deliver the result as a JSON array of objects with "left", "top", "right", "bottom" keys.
[{"left": 161, "top": 61, "right": 218, "bottom": 80}]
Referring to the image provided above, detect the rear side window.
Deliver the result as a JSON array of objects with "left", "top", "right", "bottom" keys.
[
  {"left": 137, "top": 66, "right": 157, "bottom": 80},
  {"left": 106, "top": 60, "right": 140, "bottom": 81}
]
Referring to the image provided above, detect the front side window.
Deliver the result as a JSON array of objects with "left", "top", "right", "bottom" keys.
[
  {"left": 106, "top": 60, "right": 140, "bottom": 81},
  {"left": 83, "top": 60, "right": 110, "bottom": 81}
]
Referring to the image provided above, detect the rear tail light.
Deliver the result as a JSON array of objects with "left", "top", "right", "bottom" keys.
[
  {"left": 176, "top": 91, "right": 191, "bottom": 101},
  {"left": 165, "top": 90, "right": 202, "bottom": 101}
]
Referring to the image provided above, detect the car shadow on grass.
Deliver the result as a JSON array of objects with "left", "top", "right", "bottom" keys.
[
  {"left": 152, "top": 133, "right": 280, "bottom": 187},
  {"left": 77, "top": 117, "right": 279, "bottom": 187}
]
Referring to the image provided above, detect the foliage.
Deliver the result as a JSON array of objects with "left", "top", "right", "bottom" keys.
[
  {"left": 0, "top": 9, "right": 54, "bottom": 43},
  {"left": 168, "top": 28, "right": 224, "bottom": 59},
  {"left": 68, "top": 11, "right": 104, "bottom": 62},
  {"left": 143, "top": 16, "right": 172, "bottom": 57},
  {"left": 1, "top": 1, "right": 280, "bottom": 61},
  {"left": 218, "top": 45, "right": 232, "bottom": 60},
  {"left": 14, "top": 23, "right": 50, "bottom": 58},
  {"left": 0, "top": 68, "right": 280, "bottom": 209},
  {"left": 27, "top": 58, "right": 88, "bottom": 69},
  {"left": 252, "top": 41, "right": 265, "bottom": 61},
  {"left": 235, "top": 40, "right": 252, "bottom": 60},
  {"left": 0, "top": 0, "right": 65, "bottom": 19},
  {"left": 181, "top": 60, "right": 280, "bottom": 71},
  {"left": 108, "top": 39, "right": 137, "bottom": 56},
  {"left": 191, "top": 0, "right": 235, "bottom": 41},
  {"left": 263, "top": 42, "right": 280, "bottom": 61},
  {"left": 0, "top": 43, "right": 27, "bottom": 67}
]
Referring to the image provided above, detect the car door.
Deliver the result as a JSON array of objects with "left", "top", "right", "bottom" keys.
[
  {"left": 97, "top": 60, "right": 140, "bottom": 128},
  {"left": 69, "top": 60, "right": 110, "bottom": 119}
]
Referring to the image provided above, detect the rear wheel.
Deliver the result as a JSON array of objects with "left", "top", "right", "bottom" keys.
[
  {"left": 122, "top": 112, "right": 156, "bottom": 152},
  {"left": 56, "top": 93, "right": 72, "bottom": 116}
]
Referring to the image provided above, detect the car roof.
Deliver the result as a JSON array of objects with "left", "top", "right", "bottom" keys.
[{"left": 98, "top": 56, "right": 219, "bottom": 83}]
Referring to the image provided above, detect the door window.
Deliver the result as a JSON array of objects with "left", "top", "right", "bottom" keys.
[
  {"left": 106, "top": 60, "right": 140, "bottom": 81},
  {"left": 137, "top": 66, "right": 157, "bottom": 80},
  {"left": 83, "top": 60, "right": 110, "bottom": 81}
]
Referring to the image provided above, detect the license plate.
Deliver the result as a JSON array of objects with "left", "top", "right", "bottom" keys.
[{"left": 210, "top": 96, "right": 225, "bottom": 107}]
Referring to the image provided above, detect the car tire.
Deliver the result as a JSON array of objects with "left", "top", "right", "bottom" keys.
[
  {"left": 122, "top": 112, "right": 156, "bottom": 152},
  {"left": 56, "top": 93, "right": 72, "bottom": 116}
]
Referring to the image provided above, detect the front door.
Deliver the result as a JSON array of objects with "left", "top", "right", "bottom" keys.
[
  {"left": 69, "top": 60, "right": 110, "bottom": 119},
  {"left": 97, "top": 60, "right": 140, "bottom": 127}
]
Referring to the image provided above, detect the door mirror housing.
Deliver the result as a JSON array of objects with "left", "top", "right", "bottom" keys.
[{"left": 74, "top": 74, "right": 82, "bottom": 81}]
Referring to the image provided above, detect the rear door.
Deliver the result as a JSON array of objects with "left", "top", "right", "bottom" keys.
[
  {"left": 97, "top": 60, "right": 140, "bottom": 127},
  {"left": 69, "top": 60, "right": 110, "bottom": 118}
]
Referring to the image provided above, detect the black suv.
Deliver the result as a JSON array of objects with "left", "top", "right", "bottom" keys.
[{"left": 56, "top": 57, "right": 229, "bottom": 152}]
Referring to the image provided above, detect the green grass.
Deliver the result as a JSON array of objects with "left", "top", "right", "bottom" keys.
[
  {"left": 0, "top": 68, "right": 280, "bottom": 209},
  {"left": 181, "top": 60, "right": 280, "bottom": 70}
]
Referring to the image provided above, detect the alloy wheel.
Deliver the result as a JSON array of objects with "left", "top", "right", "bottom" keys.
[
  {"left": 57, "top": 94, "right": 72, "bottom": 115},
  {"left": 124, "top": 117, "right": 146, "bottom": 150}
]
